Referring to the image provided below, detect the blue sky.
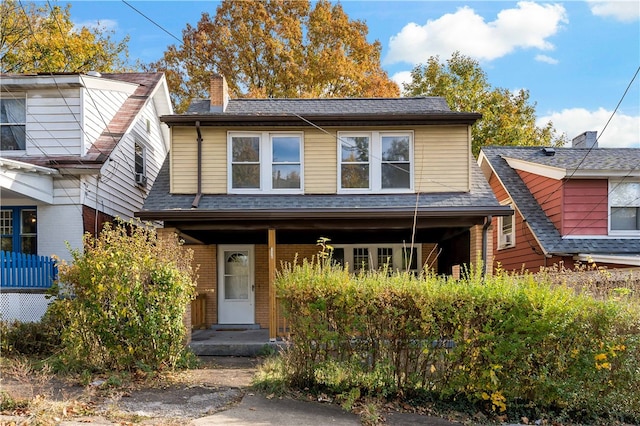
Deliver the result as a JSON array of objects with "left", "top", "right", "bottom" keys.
[{"left": 62, "top": 0, "right": 639, "bottom": 148}]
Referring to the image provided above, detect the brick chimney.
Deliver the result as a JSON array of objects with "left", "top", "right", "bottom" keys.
[
  {"left": 572, "top": 131, "right": 597, "bottom": 148},
  {"left": 210, "top": 74, "right": 229, "bottom": 112}
]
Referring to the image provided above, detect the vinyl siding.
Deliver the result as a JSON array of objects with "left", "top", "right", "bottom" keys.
[
  {"left": 171, "top": 127, "right": 199, "bottom": 193},
  {"left": 304, "top": 128, "right": 336, "bottom": 194},
  {"left": 414, "top": 125, "right": 469, "bottom": 192},
  {"left": 83, "top": 88, "right": 129, "bottom": 153},
  {"left": 170, "top": 124, "right": 471, "bottom": 194},
  {"left": 53, "top": 176, "right": 81, "bottom": 204},
  {"left": 489, "top": 173, "right": 541, "bottom": 272},
  {"left": 517, "top": 170, "right": 563, "bottom": 233},
  {"left": 24, "top": 89, "right": 82, "bottom": 156},
  {"left": 488, "top": 173, "right": 571, "bottom": 272},
  {"left": 90, "top": 101, "right": 169, "bottom": 219},
  {"left": 562, "top": 179, "right": 608, "bottom": 236}
]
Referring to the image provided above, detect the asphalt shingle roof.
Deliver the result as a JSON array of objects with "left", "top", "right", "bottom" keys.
[
  {"left": 141, "top": 157, "right": 504, "bottom": 216},
  {"left": 498, "top": 146, "right": 640, "bottom": 171},
  {"left": 481, "top": 146, "right": 640, "bottom": 256},
  {"left": 187, "top": 97, "right": 452, "bottom": 115}
]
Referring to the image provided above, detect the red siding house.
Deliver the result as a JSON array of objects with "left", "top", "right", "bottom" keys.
[{"left": 478, "top": 131, "right": 640, "bottom": 272}]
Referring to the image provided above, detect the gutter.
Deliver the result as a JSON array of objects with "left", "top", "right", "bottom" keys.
[
  {"left": 481, "top": 215, "right": 492, "bottom": 279},
  {"left": 192, "top": 121, "right": 203, "bottom": 208},
  {"left": 136, "top": 206, "right": 513, "bottom": 222},
  {"left": 160, "top": 112, "right": 482, "bottom": 127}
]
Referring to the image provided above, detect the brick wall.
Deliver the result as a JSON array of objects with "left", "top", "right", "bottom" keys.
[
  {"left": 191, "top": 245, "right": 217, "bottom": 326},
  {"left": 82, "top": 205, "right": 115, "bottom": 236}
]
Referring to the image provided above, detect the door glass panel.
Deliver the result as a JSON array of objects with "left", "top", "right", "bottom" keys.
[{"left": 224, "top": 251, "right": 249, "bottom": 300}]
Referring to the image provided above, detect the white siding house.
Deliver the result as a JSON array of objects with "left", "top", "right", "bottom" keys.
[{"left": 0, "top": 72, "right": 172, "bottom": 321}]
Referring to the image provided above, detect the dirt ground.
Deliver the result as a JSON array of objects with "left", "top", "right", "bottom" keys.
[{"left": 0, "top": 356, "right": 261, "bottom": 425}]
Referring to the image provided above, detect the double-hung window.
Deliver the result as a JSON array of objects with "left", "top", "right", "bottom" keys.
[
  {"left": 610, "top": 180, "right": 640, "bottom": 233},
  {"left": 1, "top": 207, "right": 37, "bottom": 254},
  {"left": 229, "top": 132, "right": 302, "bottom": 193},
  {"left": 332, "top": 244, "right": 421, "bottom": 274},
  {"left": 338, "top": 131, "right": 412, "bottom": 192},
  {"left": 0, "top": 97, "right": 26, "bottom": 151}
]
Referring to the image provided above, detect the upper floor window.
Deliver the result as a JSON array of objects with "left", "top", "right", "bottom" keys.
[
  {"left": 338, "top": 131, "right": 412, "bottom": 192},
  {"left": 498, "top": 203, "right": 515, "bottom": 249},
  {"left": 228, "top": 132, "right": 302, "bottom": 193},
  {"left": 1, "top": 207, "right": 37, "bottom": 254},
  {"left": 0, "top": 98, "right": 26, "bottom": 151},
  {"left": 134, "top": 141, "right": 147, "bottom": 186},
  {"left": 610, "top": 180, "right": 640, "bottom": 233}
]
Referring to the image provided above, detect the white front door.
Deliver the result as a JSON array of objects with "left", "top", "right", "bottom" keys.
[{"left": 218, "top": 245, "right": 255, "bottom": 324}]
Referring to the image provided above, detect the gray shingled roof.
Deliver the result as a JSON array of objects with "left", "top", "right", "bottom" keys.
[
  {"left": 187, "top": 97, "right": 452, "bottom": 115},
  {"left": 498, "top": 146, "right": 640, "bottom": 171},
  {"left": 481, "top": 146, "right": 640, "bottom": 256},
  {"left": 140, "top": 157, "right": 507, "bottom": 218}
]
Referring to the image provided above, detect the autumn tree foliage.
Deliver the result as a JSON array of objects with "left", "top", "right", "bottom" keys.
[
  {"left": 404, "top": 52, "right": 566, "bottom": 157},
  {"left": 0, "top": 0, "right": 130, "bottom": 73},
  {"left": 150, "top": 0, "right": 399, "bottom": 112}
]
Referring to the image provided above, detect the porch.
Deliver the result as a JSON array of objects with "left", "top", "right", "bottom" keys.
[{"left": 190, "top": 327, "right": 286, "bottom": 357}]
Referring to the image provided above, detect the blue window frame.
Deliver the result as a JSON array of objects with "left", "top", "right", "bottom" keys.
[{"left": 1, "top": 207, "right": 37, "bottom": 254}]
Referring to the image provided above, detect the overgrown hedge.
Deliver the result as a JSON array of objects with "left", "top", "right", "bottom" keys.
[
  {"left": 276, "top": 260, "right": 640, "bottom": 423},
  {"left": 50, "top": 221, "right": 197, "bottom": 372}
]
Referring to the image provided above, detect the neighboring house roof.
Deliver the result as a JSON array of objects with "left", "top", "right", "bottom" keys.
[
  {"left": 163, "top": 97, "right": 481, "bottom": 126},
  {"left": 0, "top": 72, "right": 170, "bottom": 170},
  {"left": 138, "top": 157, "right": 511, "bottom": 222},
  {"left": 480, "top": 146, "right": 640, "bottom": 257}
]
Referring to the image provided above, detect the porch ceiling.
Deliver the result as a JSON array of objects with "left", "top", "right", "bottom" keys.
[{"left": 167, "top": 218, "right": 477, "bottom": 245}]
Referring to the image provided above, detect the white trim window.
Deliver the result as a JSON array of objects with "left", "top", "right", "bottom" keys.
[
  {"left": 333, "top": 244, "right": 420, "bottom": 274},
  {"left": 498, "top": 204, "right": 515, "bottom": 249},
  {"left": 0, "top": 97, "right": 26, "bottom": 151},
  {"left": 228, "top": 132, "right": 303, "bottom": 193},
  {"left": 338, "top": 131, "right": 413, "bottom": 192},
  {"left": 610, "top": 180, "right": 640, "bottom": 234}
]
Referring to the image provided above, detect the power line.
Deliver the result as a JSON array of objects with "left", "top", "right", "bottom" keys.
[{"left": 121, "top": 0, "right": 183, "bottom": 44}]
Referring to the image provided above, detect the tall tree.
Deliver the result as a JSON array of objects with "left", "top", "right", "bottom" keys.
[
  {"left": 404, "top": 52, "right": 566, "bottom": 156},
  {"left": 150, "top": 0, "right": 399, "bottom": 112},
  {"left": 0, "top": 0, "right": 130, "bottom": 73}
]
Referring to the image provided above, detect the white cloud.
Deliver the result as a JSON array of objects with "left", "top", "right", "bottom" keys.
[
  {"left": 538, "top": 108, "right": 640, "bottom": 148},
  {"left": 391, "top": 71, "right": 413, "bottom": 92},
  {"left": 535, "top": 54, "right": 559, "bottom": 65},
  {"left": 73, "top": 19, "right": 118, "bottom": 32},
  {"left": 384, "top": 1, "right": 567, "bottom": 65},
  {"left": 587, "top": 0, "right": 640, "bottom": 23}
]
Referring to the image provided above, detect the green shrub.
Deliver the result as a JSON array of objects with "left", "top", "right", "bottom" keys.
[
  {"left": 276, "top": 259, "right": 640, "bottom": 423},
  {"left": 0, "top": 302, "right": 68, "bottom": 356},
  {"left": 50, "top": 221, "right": 197, "bottom": 372}
]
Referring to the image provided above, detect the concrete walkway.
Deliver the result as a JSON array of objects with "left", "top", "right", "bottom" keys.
[
  {"left": 193, "top": 393, "right": 461, "bottom": 425},
  {"left": 192, "top": 393, "right": 360, "bottom": 425}
]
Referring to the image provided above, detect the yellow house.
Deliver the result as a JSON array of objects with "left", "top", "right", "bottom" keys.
[{"left": 136, "top": 75, "right": 512, "bottom": 339}]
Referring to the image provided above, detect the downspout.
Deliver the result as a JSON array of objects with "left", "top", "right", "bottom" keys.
[
  {"left": 192, "top": 121, "right": 203, "bottom": 208},
  {"left": 481, "top": 215, "right": 492, "bottom": 279}
]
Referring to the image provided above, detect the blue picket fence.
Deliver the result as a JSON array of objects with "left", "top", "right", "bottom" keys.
[{"left": 0, "top": 251, "right": 57, "bottom": 289}]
